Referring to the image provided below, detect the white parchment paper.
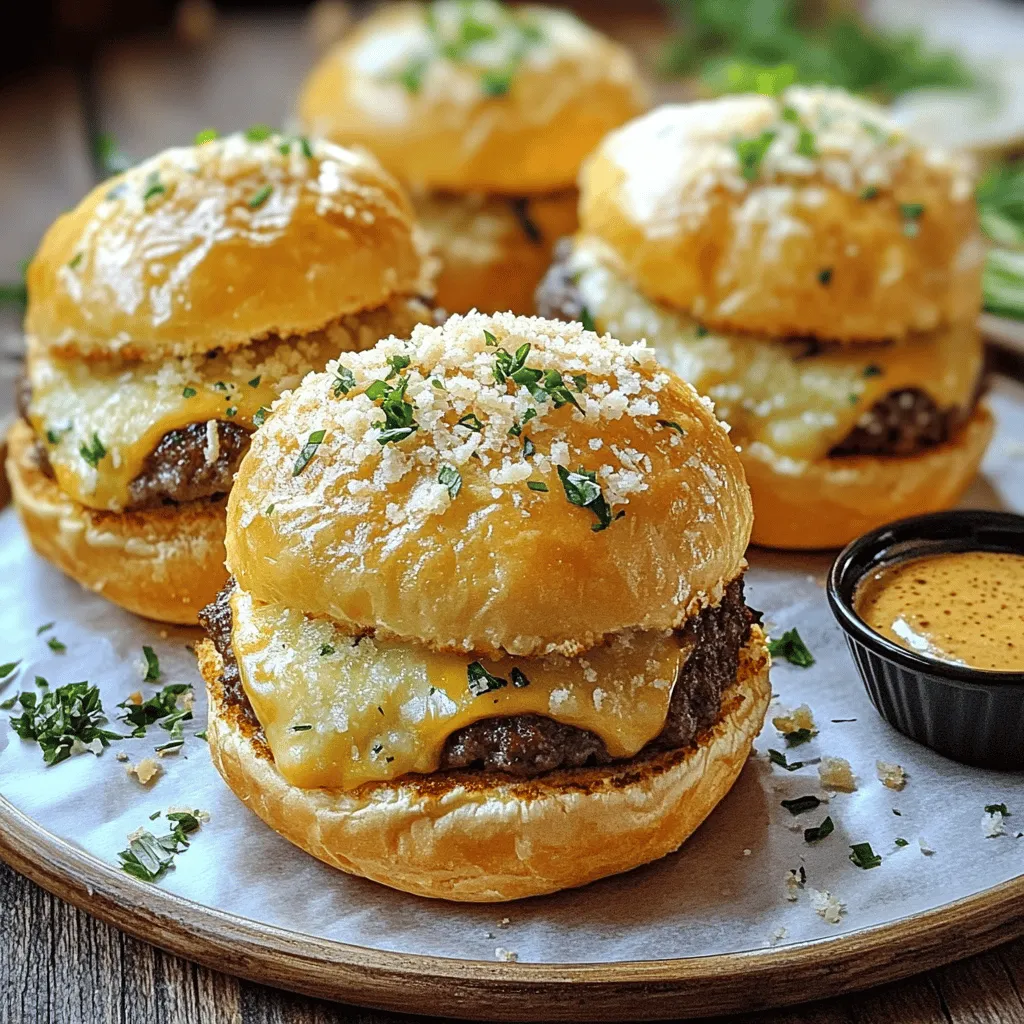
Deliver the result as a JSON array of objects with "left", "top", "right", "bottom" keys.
[{"left": 1, "top": 379, "right": 1023, "bottom": 965}]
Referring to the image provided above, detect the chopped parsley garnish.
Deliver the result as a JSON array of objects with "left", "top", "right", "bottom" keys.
[
  {"left": 481, "top": 67, "right": 514, "bottom": 97},
  {"left": 657, "top": 420, "right": 687, "bottom": 437},
  {"left": 79, "top": 432, "right": 107, "bottom": 469},
  {"left": 849, "top": 842, "right": 882, "bottom": 869},
  {"left": 804, "top": 815, "right": 835, "bottom": 843},
  {"left": 194, "top": 128, "right": 218, "bottom": 145},
  {"left": 694, "top": 323, "right": 710, "bottom": 338},
  {"left": 35, "top": 677, "right": 48, "bottom": 688},
  {"left": 863, "top": 364, "right": 882, "bottom": 377},
  {"left": 213, "top": 381, "right": 228, "bottom": 391},
  {"left": 47, "top": 637, "right": 67, "bottom": 654},
  {"left": 248, "top": 375, "right": 261, "bottom": 388},
  {"left": 527, "top": 480, "right": 548, "bottom": 492},
  {"left": 182, "top": 386, "right": 197, "bottom": 398},
  {"left": 510, "top": 668, "right": 530, "bottom": 688},
  {"left": 0, "top": 696, "right": 16, "bottom": 710},
  {"left": 467, "top": 662, "right": 507, "bottom": 697},
  {"left": 142, "top": 646, "right": 160, "bottom": 682},
  {"left": 768, "top": 748, "right": 817, "bottom": 771},
  {"left": 785, "top": 727, "right": 815, "bottom": 747},
  {"left": 196, "top": 730, "right": 208, "bottom": 741},
  {"left": 68, "top": 253, "right": 83, "bottom": 270},
  {"left": 245, "top": 124, "right": 274, "bottom": 142},
  {"left": 319, "top": 644, "right": 335, "bottom": 656},
  {"left": 579, "top": 307, "right": 597, "bottom": 333},
  {"left": 860, "top": 185, "right": 879, "bottom": 201},
  {"left": 46, "top": 425, "right": 71, "bottom": 445},
  {"left": 734, "top": 129, "right": 776, "bottom": 182},
  {"left": 556, "top": 465, "right": 621, "bottom": 532},
  {"left": 36, "top": 623, "right": 54, "bottom": 635},
  {"left": 9, "top": 681, "right": 120, "bottom": 765},
  {"left": 0, "top": 661, "right": 20, "bottom": 679},
  {"left": 818, "top": 267, "right": 833, "bottom": 286},
  {"left": 781, "top": 795, "right": 821, "bottom": 815},
  {"left": 292, "top": 429, "right": 326, "bottom": 475},
  {"left": 225, "top": 406, "right": 237, "bottom": 418},
  {"left": 768, "top": 628, "right": 815, "bottom": 667},
  {"left": 483, "top": 329, "right": 498, "bottom": 346},
  {"left": 985, "top": 803, "right": 1010, "bottom": 816},
  {"left": 522, "top": 437, "right": 535, "bottom": 458},
  {"left": 117, "top": 683, "right": 192, "bottom": 739},
  {"left": 438, "top": 464, "right": 462, "bottom": 500},
  {"left": 142, "top": 171, "right": 166, "bottom": 202},
  {"left": 894, "top": 837, "right": 909, "bottom": 847},
  {"left": 395, "top": 54, "right": 430, "bottom": 93},
  {"left": 368, "top": 377, "right": 419, "bottom": 445},
  {"left": 253, "top": 407, "right": 268, "bottom": 427},
  {"left": 247, "top": 184, "right": 273, "bottom": 209},
  {"left": 508, "top": 408, "right": 537, "bottom": 437},
  {"left": 456, "top": 412, "right": 484, "bottom": 433},
  {"left": 291, "top": 724, "right": 313, "bottom": 732},
  {"left": 117, "top": 810, "right": 202, "bottom": 883},
  {"left": 493, "top": 342, "right": 532, "bottom": 385},
  {"left": 782, "top": 106, "right": 817, "bottom": 157},
  {"left": 386, "top": 354, "right": 411, "bottom": 380},
  {"left": 265, "top": 503, "right": 275, "bottom": 516},
  {"left": 900, "top": 202, "right": 925, "bottom": 237},
  {"left": 332, "top": 366, "right": 356, "bottom": 396},
  {"left": 509, "top": 197, "right": 541, "bottom": 243}
]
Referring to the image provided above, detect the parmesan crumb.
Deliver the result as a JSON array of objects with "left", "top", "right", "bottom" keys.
[
  {"left": 818, "top": 756, "right": 856, "bottom": 792},
  {"left": 768, "top": 926, "right": 788, "bottom": 946},
  {"left": 919, "top": 838, "right": 935, "bottom": 855},
  {"left": 772, "top": 703, "right": 816, "bottom": 735},
  {"left": 982, "top": 810, "right": 1007, "bottom": 839},
  {"left": 115, "top": 751, "right": 129, "bottom": 762},
  {"left": 810, "top": 889, "right": 845, "bottom": 925},
  {"left": 204, "top": 419, "right": 220, "bottom": 465},
  {"left": 494, "top": 947, "right": 519, "bottom": 963},
  {"left": 127, "top": 757, "right": 162, "bottom": 785},
  {"left": 876, "top": 760, "right": 907, "bottom": 791}
]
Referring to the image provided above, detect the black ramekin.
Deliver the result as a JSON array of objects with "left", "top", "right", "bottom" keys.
[{"left": 827, "top": 510, "right": 1024, "bottom": 771}]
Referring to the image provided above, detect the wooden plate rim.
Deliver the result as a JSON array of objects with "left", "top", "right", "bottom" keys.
[{"left": 2, "top": 792, "right": 1024, "bottom": 1020}]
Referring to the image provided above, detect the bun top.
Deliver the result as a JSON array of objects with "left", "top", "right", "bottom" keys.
[
  {"left": 27, "top": 132, "right": 423, "bottom": 361},
  {"left": 579, "top": 87, "right": 982, "bottom": 341},
  {"left": 297, "top": 2, "right": 647, "bottom": 195},
  {"left": 226, "top": 312, "right": 751, "bottom": 658}
]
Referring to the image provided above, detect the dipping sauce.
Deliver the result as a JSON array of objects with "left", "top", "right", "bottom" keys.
[{"left": 854, "top": 550, "right": 1024, "bottom": 673}]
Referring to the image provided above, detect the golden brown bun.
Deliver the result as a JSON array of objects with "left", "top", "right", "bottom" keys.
[
  {"left": 579, "top": 89, "right": 982, "bottom": 342},
  {"left": 27, "top": 133, "right": 423, "bottom": 361},
  {"left": 418, "top": 189, "right": 578, "bottom": 315},
  {"left": 297, "top": 3, "right": 647, "bottom": 195},
  {"left": 6, "top": 420, "right": 226, "bottom": 623},
  {"left": 226, "top": 312, "right": 752, "bottom": 657},
  {"left": 199, "top": 624, "right": 770, "bottom": 902},
  {"left": 747, "top": 404, "right": 993, "bottom": 550}
]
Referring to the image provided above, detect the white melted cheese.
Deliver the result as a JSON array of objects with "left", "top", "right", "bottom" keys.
[
  {"left": 569, "top": 240, "right": 982, "bottom": 463},
  {"left": 230, "top": 588, "right": 695, "bottom": 791}
]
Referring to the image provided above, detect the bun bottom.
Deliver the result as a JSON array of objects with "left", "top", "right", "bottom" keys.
[
  {"left": 6, "top": 420, "right": 227, "bottom": 624},
  {"left": 746, "top": 405, "right": 993, "bottom": 551},
  {"left": 198, "top": 626, "right": 770, "bottom": 902}
]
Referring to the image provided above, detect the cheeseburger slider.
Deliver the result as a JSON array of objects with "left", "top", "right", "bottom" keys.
[
  {"left": 9, "top": 130, "right": 432, "bottom": 623},
  {"left": 298, "top": 1, "right": 646, "bottom": 316},
  {"left": 538, "top": 87, "right": 991, "bottom": 550},
  {"left": 197, "top": 312, "right": 770, "bottom": 901}
]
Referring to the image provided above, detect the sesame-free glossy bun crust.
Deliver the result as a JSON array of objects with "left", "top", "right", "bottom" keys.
[
  {"left": 298, "top": 3, "right": 646, "bottom": 195},
  {"left": 417, "top": 189, "right": 578, "bottom": 315},
  {"left": 199, "top": 625, "right": 770, "bottom": 901},
  {"left": 747, "top": 404, "right": 993, "bottom": 550},
  {"left": 27, "top": 134, "right": 422, "bottom": 361},
  {"left": 579, "top": 89, "right": 982, "bottom": 342},
  {"left": 226, "top": 313, "right": 752, "bottom": 656},
  {"left": 7, "top": 421, "right": 227, "bottom": 623}
]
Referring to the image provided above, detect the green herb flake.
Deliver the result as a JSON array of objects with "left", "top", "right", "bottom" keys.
[
  {"left": 863, "top": 364, "right": 883, "bottom": 377},
  {"left": 656, "top": 420, "right": 687, "bottom": 437},
  {"left": 68, "top": 253, "right": 83, "bottom": 270},
  {"left": 734, "top": 129, "right": 776, "bottom": 182},
  {"left": 9, "top": 681, "right": 121, "bottom": 765},
  {"left": 245, "top": 124, "right": 274, "bottom": 142},
  {"left": 194, "top": 128, "right": 219, "bottom": 145},
  {"left": 385, "top": 353, "right": 411, "bottom": 380},
  {"left": 0, "top": 661, "right": 20, "bottom": 679},
  {"left": 985, "top": 803, "right": 1010, "bottom": 816},
  {"left": 293, "top": 429, "right": 326, "bottom": 476},
  {"left": 142, "top": 171, "right": 166, "bottom": 203},
  {"left": 319, "top": 644, "right": 335, "bottom": 657},
  {"left": 225, "top": 406, "right": 237, "bottom": 418},
  {"left": 248, "top": 375, "right": 261, "bottom": 388},
  {"left": 900, "top": 202, "right": 925, "bottom": 237},
  {"left": 332, "top": 366, "right": 356, "bottom": 396},
  {"left": 818, "top": 267, "right": 833, "bottom": 286},
  {"left": 768, "top": 628, "right": 815, "bottom": 667},
  {"left": 483, "top": 329, "right": 498, "bottom": 346},
  {"left": 527, "top": 480, "right": 548, "bottom": 492},
  {"left": 456, "top": 412, "right": 484, "bottom": 433},
  {"left": 0, "top": 696, "right": 16, "bottom": 710},
  {"left": 247, "top": 184, "right": 273, "bottom": 209},
  {"left": 467, "top": 662, "right": 508, "bottom": 697},
  {"left": 79, "top": 433, "right": 107, "bottom": 469},
  {"left": 195, "top": 729, "right": 208, "bottom": 741},
  {"left": 253, "top": 407, "right": 268, "bottom": 427},
  {"left": 510, "top": 668, "right": 530, "bottom": 689},
  {"left": 768, "top": 748, "right": 815, "bottom": 772},
  {"left": 804, "top": 815, "right": 835, "bottom": 843},
  {"left": 142, "top": 646, "right": 160, "bottom": 682},
  {"left": 395, "top": 55, "right": 430, "bottom": 94},
  {"left": 117, "top": 683, "right": 192, "bottom": 739},
  {"left": 265, "top": 503, "right": 275, "bottom": 516},
  {"left": 117, "top": 810, "right": 202, "bottom": 883},
  {"left": 579, "top": 307, "right": 597, "bottom": 332},
  {"left": 860, "top": 185, "right": 879, "bottom": 201},
  {"left": 556, "top": 465, "right": 621, "bottom": 532},
  {"left": 849, "top": 842, "right": 882, "bottom": 869},
  {"left": 894, "top": 837, "right": 909, "bottom": 847},
  {"left": 149, "top": 810, "right": 161, "bottom": 820},
  {"left": 781, "top": 795, "right": 821, "bottom": 815},
  {"left": 36, "top": 623, "right": 54, "bottom": 635},
  {"left": 182, "top": 386, "right": 197, "bottom": 399},
  {"left": 47, "top": 637, "right": 67, "bottom": 654},
  {"left": 481, "top": 68, "right": 513, "bottom": 97},
  {"left": 369, "top": 376, "right": 420, "bottom": 445},
  {"left": 35, "top": 676, "right": 48, "bottom": 688},
  {"left": 438, "top": 464, "right": 462, "bottom": 500},
  {"left": 291, "top": 724, "right": 313, "bottom": 733},
  {"left": 785, "top": 727, "right": 815, "bottom": 747}
]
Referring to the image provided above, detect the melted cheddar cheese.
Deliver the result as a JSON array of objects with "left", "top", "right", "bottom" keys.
[
  {"left": 230, "top": 588, "right": 694, "bottom": 790},
  {"left": 569, "top": 239, "right": 983, "bottom": 464}
]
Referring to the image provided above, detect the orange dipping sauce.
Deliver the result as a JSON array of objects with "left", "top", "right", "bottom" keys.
[{"left": 854, "top": 550, "right": 1024, "bottom": 673}]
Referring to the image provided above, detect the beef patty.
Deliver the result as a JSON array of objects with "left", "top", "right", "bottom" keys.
[
  {"left": 535, "top": 242, "right": 980, "bottom": 460},
  {"left": 18, "top": 374, "right": 249, "bottom": 508},
  {"left": 199, "top": 577, "right": 757, "bottom": 779}
]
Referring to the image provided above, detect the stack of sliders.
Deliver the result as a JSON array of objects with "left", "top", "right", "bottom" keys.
[
  {"left": 196, "top": 312, "right": 771, "bottom": 900},
  {"left": 298, "top": 0, "right": 646, "bottom": 316},
  {"left": 7, "top": 130, "right": 432, "bottom": 623},
  {"left": 538, "top": 87, "right": 992, "bottom": 549}
]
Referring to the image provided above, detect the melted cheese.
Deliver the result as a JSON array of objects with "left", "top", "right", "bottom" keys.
[
  {"left": 570, "top": 240, "right": 982, "bottom": 463},
  {"left": 230, "top": 588, "right": 694, "bottom": 790},
  {"left": 25, "top": 308, "right": 414, "bottom": 511}
]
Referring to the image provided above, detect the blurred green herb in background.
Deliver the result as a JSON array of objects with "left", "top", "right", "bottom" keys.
[
  {"left": 978, "top": 161, "right": 1024, "bottom": 320},
  {"left": 660, "top": 0, "right": 974, "bottom": 100}
]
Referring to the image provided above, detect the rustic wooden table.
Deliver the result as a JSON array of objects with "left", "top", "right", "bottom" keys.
[{"left": 1, "top": 9, "right": 1023, "bottom": 1023}]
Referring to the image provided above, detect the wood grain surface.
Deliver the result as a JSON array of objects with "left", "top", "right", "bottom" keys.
[{"left": 2, "top": 9, "right": 1024, "bottom": 1023}]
